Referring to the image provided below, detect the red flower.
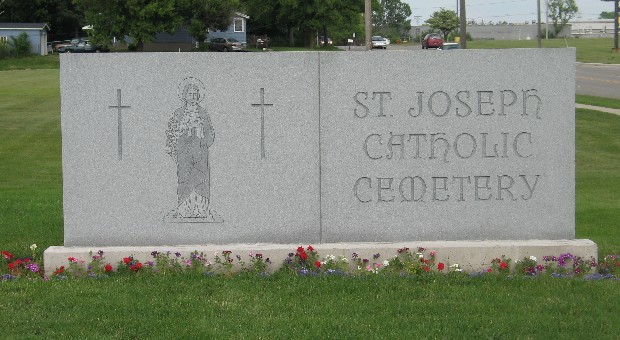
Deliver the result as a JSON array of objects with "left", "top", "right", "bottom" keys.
[
  {"left": 15, "top": 259, "right": 22, "bottom": 265},
  {"left": 423, "top": 266, "right": 430, "bottom": 272},
  {"left": 437, "top": 262, "right": 445, "bottom": 271},
  {"left": 123, "top": 257, "right": 132, "bottom": 264},
  {"left": 299, "top": 252, "right": 308, "bottom": 261},
  {"left": 487, "top": 268, "right": 493, "bottom": 273},
  {"left": 314, "top": 261, "right": 321, "bottom": 268},
  {"left": 297, "top": 246, "right": 304, "bottom": 254},
  {"left": 307, "top": 245, "right": 314, "bottom": 252},
  {"left": 500, "top": 262, "right": 508, "bottom": 269},
  {"left": 104, "top": 263, "right": 113, "bottom": 272},
  {"left": 130, "top": 262, "right": 143, "bottom": 272},
  {"left": 1, "top": 251, "right": 14, "bottom": 260},
  {"left": 54, "top": 266, "right": 65, "bottom": 274},
  {"left": 8, "top": 262, "right": 15, "bottom": 270}
]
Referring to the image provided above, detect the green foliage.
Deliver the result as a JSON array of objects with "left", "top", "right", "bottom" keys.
[
  {"left": 372, "top": 0, "right": 411, "bottom": 38},
  {"left": 0, "top": 0, "right": 83, "bottom": 41},
  {"left": 425, "top": 8, "right": 458, "bottom": 40},
  {"left": 599, "top": 11, "right": 616, "bottom": 20},
  {"left": 0, "top": 39, "right": 9, "bottom": 59},
  {"left": 241, "top": 0, "right": 365, "bottom": 47},
  {"left": 548, "top": 0, "right": 578, "bottom": 35},
  {"left": 76, "top": 0, "right": 238, "bottom": 50},
  {"left": 9, "top": 32, "right": 32, "bottom": 57}
]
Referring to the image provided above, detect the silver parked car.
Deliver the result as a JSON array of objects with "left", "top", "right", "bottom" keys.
[{"left": 208, "top": 37, "right": 246, "bottom": 52}]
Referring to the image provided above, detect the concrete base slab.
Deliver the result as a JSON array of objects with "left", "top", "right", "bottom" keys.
[{"left": 44, "top": 239, "right": 597, "bottom": 277}]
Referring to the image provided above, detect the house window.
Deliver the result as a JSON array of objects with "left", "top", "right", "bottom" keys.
[
  {"left": 0, "top": 36, "right": 8, "bottom": 44},
  {"left": 234, "top": 18, "right": 244, "bottom": 32}
]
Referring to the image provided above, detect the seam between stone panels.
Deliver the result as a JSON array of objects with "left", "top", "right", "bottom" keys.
[{"left": 318, "top": 52, "right": 323, "bottom": 244}]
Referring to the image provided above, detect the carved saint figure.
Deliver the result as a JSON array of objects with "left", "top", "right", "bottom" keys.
[{"left": 165, "top": 77, "right": 222, "bottom": 222}]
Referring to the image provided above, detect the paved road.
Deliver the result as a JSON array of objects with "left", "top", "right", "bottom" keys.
[
  {"left": 576, "top": 63, "right": 620, "bottom": 100},
  {"left": 339, "top": 45, "right": 620, "bottom": 100}
]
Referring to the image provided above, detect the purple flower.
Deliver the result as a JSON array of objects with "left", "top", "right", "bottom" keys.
[
  {"left": 97, "top": 250, "right": 104, "bottom": 256},
  {"left": 256, "top": 253, "right": 263, "bottom": 259},
  {"left": 236, "top": 255, "right": 241, "bottom": 261},
  {"left": 26, "top": 263, "right": 39, "bottom": 273},
  {"left": 288, "top": 253, "right": 294, "bottom": 258},
  {"left": 175, "top": 252, "right": 182, "bottom": 257},
  {"left": 151, "top": 251, "right": 159, "bottom": 257},
  {"left": 352, "top": 252, "right": 359, "bottom": 259},
  {"left": 2, "top": 274, "right": 16, "bottom": 281},
  {"left": 373, "top": 253, "right": 380, "bottom": 259},
  {"left": 146, "top": 261, "right": 155, "bottom": 267}
]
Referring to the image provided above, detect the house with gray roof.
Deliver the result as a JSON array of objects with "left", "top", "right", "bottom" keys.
[{"left": 0, "top": 23, "right": 50, "bottom": 55}]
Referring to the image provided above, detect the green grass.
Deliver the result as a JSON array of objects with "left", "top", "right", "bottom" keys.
[
  {"left": 576, "top": 109, "right": 620, "bottom": 255},
  {"left": 0, "top": 69, "right": 63, "bottom": 252},
  {"left": 1, "top": 274, "right": 619, "bottom": 338},
  {"left": 0, "top": 54, "right": 59, "bottom": 71},
  {"left": 468, "top": 38, "right": 620, "bottom": 64},
  {"left": 576, "top": 95, "right": 620, "bottom": 110},
  {"left": 1, "top": 68, "right": 619, "bottom": 338}
]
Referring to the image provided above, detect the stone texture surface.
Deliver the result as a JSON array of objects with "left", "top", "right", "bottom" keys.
[
  {"left": 61, "top": 49, "right": 575, "bottom": 246},
  {"left": 319, "top": 49, "right": 575, "bottom": 242},
  {"left": 61, "top": 53, "right": 320, "bottom": 245},
  {"left": 43, "top": 239, "right": 597, "bottom": 276}
]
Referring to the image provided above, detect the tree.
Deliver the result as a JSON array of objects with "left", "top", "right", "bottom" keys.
[
  {"left": 372, "top": 0, "right": 412, "bottom": 39},
  {"left": 241, "top": 0, "right": 364, "bottom": 47},
  {"left": 0, "top": 0, "right": 84, "bottom": 40},
  {"left": 78, "top": 0, "right": 237, "bottom": 51},
  {"left": 548, "top": 0, "right": 578, "bottom": 35},
  {"left": 425, "top": 8, "right": 458, "bottom": 40},
  {"left": 599, "top": 11, "right": 616, "bottom": 20}
]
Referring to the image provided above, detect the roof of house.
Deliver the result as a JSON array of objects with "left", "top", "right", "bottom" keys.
[{"left": 0, "top": 23, "right": 50, "bottom": 30}]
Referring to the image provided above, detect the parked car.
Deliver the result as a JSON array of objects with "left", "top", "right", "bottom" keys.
[
  {"left": 208, "top": 37, "right": 246, "bottom": 52},
  {"left": 371, "top": 36, "right": 387, "bottom": 49},
  {"left": 422, "top": 33, "right": 443, "bottom": 49},
  {"left": 440, "top": 42, "right": 460, "bottom": 50},
  {"left": 319, "top": 36, "right": 333, "bottom": 46},
  {"left": 59, "top": 40, "right": 109, "bottom": 53}
]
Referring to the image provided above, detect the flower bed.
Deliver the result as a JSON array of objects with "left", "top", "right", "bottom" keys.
[{"left": 2, "top": 244, "right": 618, "bottom": 281}]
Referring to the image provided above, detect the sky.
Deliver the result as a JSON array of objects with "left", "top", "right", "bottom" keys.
[{"left": 403, "top": 0, "right": 615, "bottom": 24}]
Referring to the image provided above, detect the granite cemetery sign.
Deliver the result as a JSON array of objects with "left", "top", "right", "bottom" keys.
[{"left": 60, "top": 49, "right": 575, "bottom": 246}]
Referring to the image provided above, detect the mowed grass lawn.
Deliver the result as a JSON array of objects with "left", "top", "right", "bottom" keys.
[{"left": 0, "top": 68, "right": 619, "bottom": 338}]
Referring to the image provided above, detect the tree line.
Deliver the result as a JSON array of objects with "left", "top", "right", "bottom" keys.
[{"left": 0, "top": 0, "right": 413, "bottom": 49}]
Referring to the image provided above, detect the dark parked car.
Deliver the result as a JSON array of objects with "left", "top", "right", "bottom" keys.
[
  {"left": 422, "top": 34, "right": 443, "bottom": 49},
  {"left": 440, "top": 42, "right": 460, "bottom": 50},
  {"left": 59, "top": 40, "right": 109, "bottom": 53},
  {"left": 208, "top": 37, "right": 246, "bottom": 52}
]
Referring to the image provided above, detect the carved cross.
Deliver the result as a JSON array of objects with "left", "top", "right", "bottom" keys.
[
  {"left": 251, "top": 87, "right": 273, "bottom": 159},
  {"left": 108, "top": 89, "right": 131, "bottom": 160}
]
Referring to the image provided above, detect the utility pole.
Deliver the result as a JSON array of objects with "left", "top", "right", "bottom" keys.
[
  {"left": 545, "top": 0, "right": 549, "bottom": 39},
  {"left": 365, "top": 0, "right": 372, "bottom": 50},
  {"left": 537, "top": 0, "right": 542, "bottom": 48},
  {"left": 459, "top": 0, "right": 467, "bottom": 48}
]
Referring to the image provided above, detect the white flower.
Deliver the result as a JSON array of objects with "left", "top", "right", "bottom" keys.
[
  {"left": 382, "top": 260, "right": 390, "bottom": 267},
  {"left": 455, "top": 268, "right": 463, "bottom": 272},
  {"left": 326, "top": 254, "right": 336, "bottom": 261},
  {"left": 529, "top": 255, "right": 537, "bottom": 262},
  {"left": 30, "top": 244, "right": 37, "bottom": 251},
  {"left": 416, "top": 253, "right": 423, "bottom": 258},
  {"left": 357, "top": 266, "right": 362, "bottom": 270},
  {"left": 339, "top": 256, "right": 349, "bottom": 263}
]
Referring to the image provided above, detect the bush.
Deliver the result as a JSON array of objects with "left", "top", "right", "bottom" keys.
[
  {"left": 9, "top": 32, "right": 32, "bottom": 57},
  {"left": 0, "top": 40, "right": 10, "bottom": 59}
]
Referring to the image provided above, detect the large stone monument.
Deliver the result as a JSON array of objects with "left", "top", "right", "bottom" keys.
[{"left": 45, "top": 49, "right": 596, "bottom": 274}]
